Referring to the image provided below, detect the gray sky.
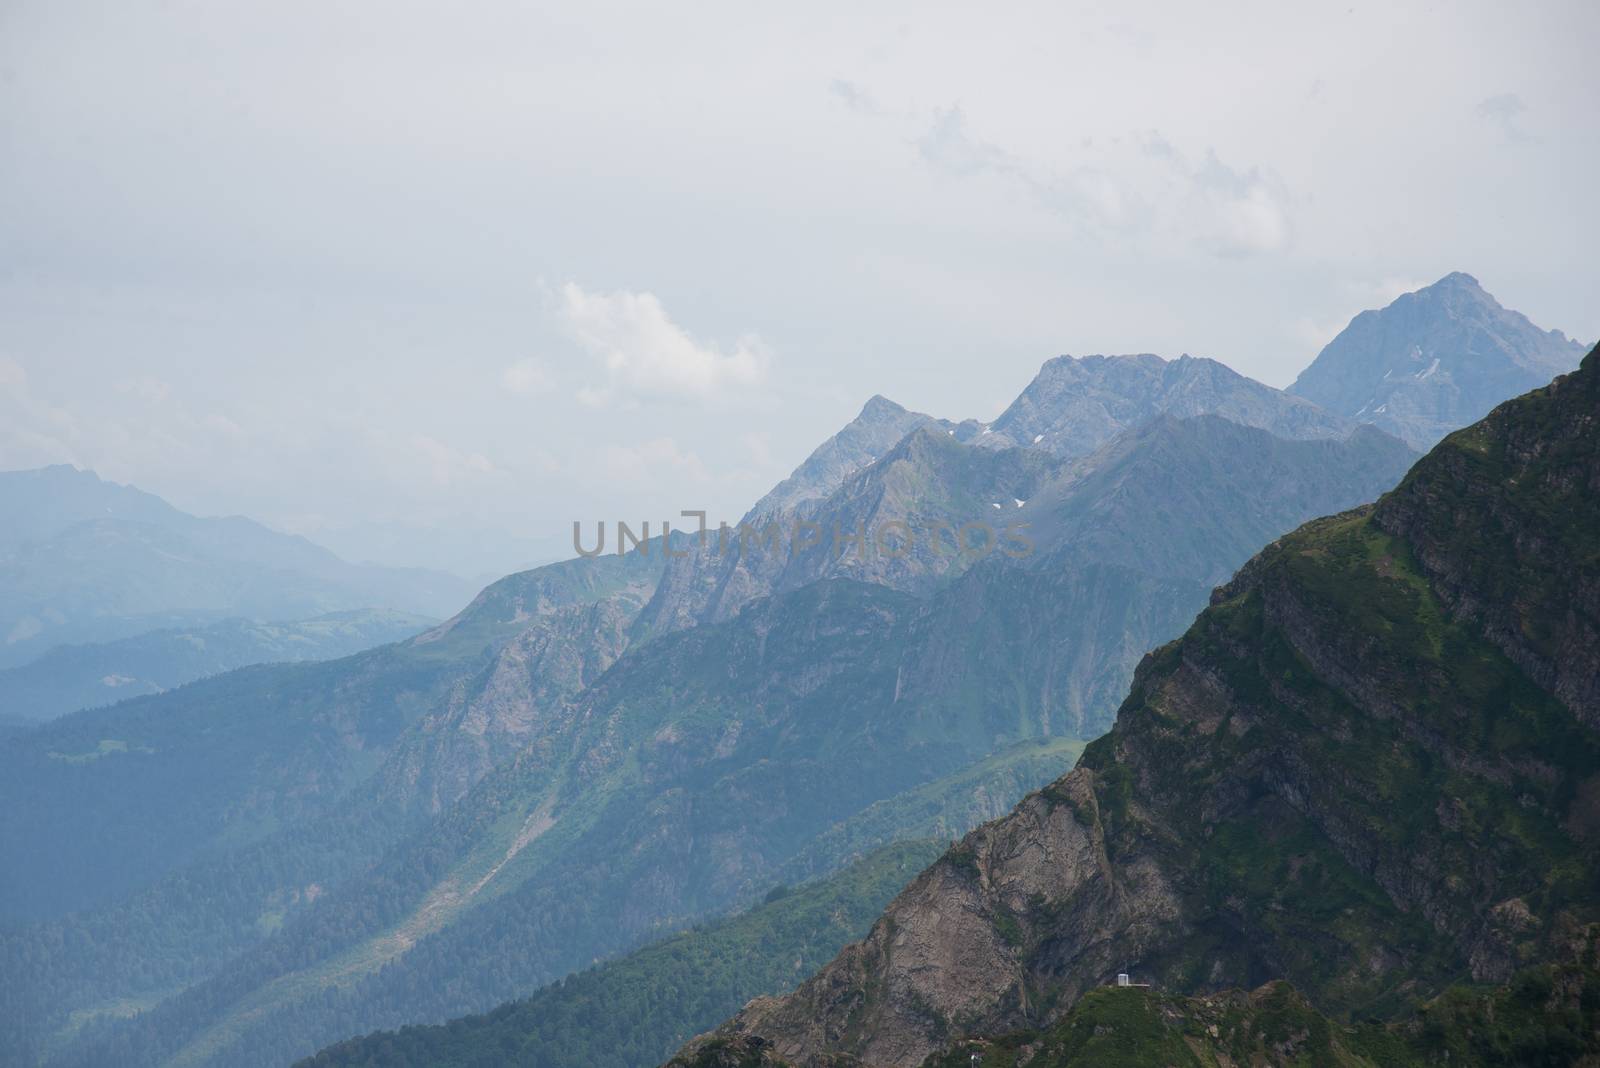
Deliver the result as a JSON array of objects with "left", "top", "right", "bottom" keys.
[{"left": 2, "top": 0, "right": 1595, "bottom": 576}]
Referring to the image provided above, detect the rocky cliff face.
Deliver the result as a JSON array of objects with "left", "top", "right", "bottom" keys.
[
  {"left": 1289, "top": 272, "right": 1587, "bottom": 449},
  {"left": 678, "top": 345, "right": 1600, "bottom": 1067}
]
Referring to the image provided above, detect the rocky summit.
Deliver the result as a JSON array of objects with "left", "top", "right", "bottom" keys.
[
  {"left": 1290, "top": 272, "right": 1588, "bottom": 449},
  {"left": 672, "top": 343, "right": 1600, "bottom": 1067}
]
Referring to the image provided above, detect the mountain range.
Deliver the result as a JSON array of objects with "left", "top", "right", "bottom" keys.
[
  {"left": 0, "top": 609, "right": 436, "bottom": 724},
  {"left": 0, "top": 273, "right": 1585, "bottom": 1068},
  {"left": 670, "top": 342, "right": 1600, "bottom": 1067},
  {"left": 6, "top": 378, "right": 1407, "bottom": 1067}
]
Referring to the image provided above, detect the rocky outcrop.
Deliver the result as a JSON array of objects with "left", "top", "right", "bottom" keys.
[
  {"left": 674, "top": 346, "right": 1600, "bottom": 1066},
  {"left": 715, "top": 774, "right": 1185, "bottom": 1068}
]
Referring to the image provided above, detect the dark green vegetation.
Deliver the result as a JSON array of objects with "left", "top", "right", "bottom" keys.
[
  {"left": 0, "top": 609, "right": 436, "bottom": 723},
  {"left": 677, "top": 345, "right": 1600, "bottom": 1066},
  {"left": 915, "top": 952, "right": 1600, "bottom": 1068},
  {"left": 298, "top": 841, "right": 944, "bottom": 1068},
  {"left": 674, "top": 957, "right": 1600, "bottom": 1068}
]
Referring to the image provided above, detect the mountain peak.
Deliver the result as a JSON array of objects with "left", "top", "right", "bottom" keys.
[
  {"left": 1432, "top": 270, "right": 1483, "bottom": 291},
  {"left": 858, "top": 394, "right": 909, "bottom": 419},
  {"left": 738, "top": 396, "right": 944, "bottom": 525},
  {"left": 1288, "top": 272, "right": 1585, "bottom": 449}
]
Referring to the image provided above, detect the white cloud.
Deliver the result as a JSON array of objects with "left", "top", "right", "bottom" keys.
[
  {"left": 501, "top": 358, "right": 552, "bottom": 395},
  {"left": 410, "top": 433, "right": 496, "bottom": 488},
  {"left": 828, "top": 79, "right": 879, "bottom": 115},
  {"left": 1477, "top": 93, "right": 1532, "bottom": 142},
  {"left": 917, "top": 106, "right": 1015, "bottom": 178},
  {"left": 557, "top": 282, "right": 771, "bottom": 406},
  {"left": 115, "top": 377, "right": 173, "bottom": 404},
  {"left": 910, "top": 108, "right": 1291, "bottom": 258},
  {"left": 1188, "top": 152, "right": 1293, "bottom": 258},
  {"left": 598, "top": 436, "right": 710, "bottom": 484},
  {"left": 0, "top": 357, "right": 83, "bottom": 468}
]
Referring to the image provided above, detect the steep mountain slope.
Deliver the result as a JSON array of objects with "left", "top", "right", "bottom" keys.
[
  {"left": 0, "top": 549, "right": 664, "bottom": 922},
  {"left": 680, "top": 345, "right": 1600, "bottom": 1066},
  {"left": 981, "top": 353, "right": 1354, "bottom": 458},
  {"left": 46, "top": 417, "right": 1424, "bottom": 1068},
  {"left": 0, "top": 465, "right": 474, "bottom": 668},
  {"left": 297, "top": 840, "right": 946, "bottom": 1068},
  {"left": 41, "top": 580, "right": 1086, "bottom": 1068},
  {"left": 0, "top": 609, "right": 435, "bottom": 723},
  {"left": 1289, "top": 272, "right": 1586, "bottom": 449},
  {"left": 0, "top": 550, "right": 668, "bottom": 1065}
]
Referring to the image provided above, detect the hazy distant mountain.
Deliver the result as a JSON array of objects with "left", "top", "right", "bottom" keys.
[
  {"left": 638, "top": 357, "right": 1379, "bottom": 636},
  {"left": 0, "top": 609, "right": 435, "bottom": 723},
  {"left": 979, "top": 352, "right": 1355, "bottom": 457},
  {"left": 1289, "top": 272, "right": 1587, "bottom": 448},
  {"left": 0, "top": 466, "right": 475, "bottom": 668}
]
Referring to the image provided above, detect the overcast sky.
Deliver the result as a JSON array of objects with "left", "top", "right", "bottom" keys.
[{"left": 2, "top": 0, "right": 1595, "bottom": 577}]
